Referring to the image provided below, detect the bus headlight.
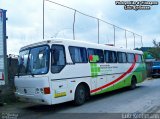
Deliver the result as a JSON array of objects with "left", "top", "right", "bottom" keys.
[
  {"left": 40, "top": 88, "right": 44, "bottom": 94},
  {"left": 35, "top": 88, "right": 44, "bottom": 94},
  {"left": 35, "top": 88, "right": 40, "bottom": 94},
  {"left": 35, "top": 88, "right": 49, "bottom": 94}
]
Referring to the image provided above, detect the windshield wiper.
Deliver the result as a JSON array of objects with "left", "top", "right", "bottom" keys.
[{"left": 26, "top": 70, "right": 35, "bottom": 77}]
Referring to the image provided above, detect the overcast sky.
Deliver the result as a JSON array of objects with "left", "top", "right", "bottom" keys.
[{"left": 0, "top": 0, "right": 159, "bottom": 54}]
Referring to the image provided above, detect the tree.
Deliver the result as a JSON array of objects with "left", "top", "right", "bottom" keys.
[
  {"left": 143, "top": 52, "right": 154, "bottom": 59},
  {"left": 148, "top": 39, "right": 160, "bottom": 60},
  {"left": 152, "top": 39, "right": 160, "bottom": 47}
]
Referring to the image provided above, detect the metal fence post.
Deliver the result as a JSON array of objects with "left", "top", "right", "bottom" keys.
[
  {"left": 113, "top": 25, "right": 115, "bottom": 46},
  {"left": 97, "top": 19, "right": 99, "bottom": 44},
  {"left": 141, "top": 36, "right": 143, "bottom": 47},
  {"left": 133, "top": 33, "right": 135, "bottom": 49},
  {"left": 43, "top": 0, "right": 45, "bottom": 40},
  {"left": 73, "top": 10, "right": 76, "bottom": 40},
  {"left": 125, "top": 30, "right": 127, "bottom": 48}
]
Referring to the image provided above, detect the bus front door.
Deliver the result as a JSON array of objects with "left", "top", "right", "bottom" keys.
[{"left": 51, "top": 80, "right": 68, "bottom": 104}]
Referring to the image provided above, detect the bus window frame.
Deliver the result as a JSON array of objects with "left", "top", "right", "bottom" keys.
[
  {"left": 104, "top": 50, "right": 117, "bottom": 63},
  {"left": 87, "top": 48, "right": 104, "bottom": 63},
  {"left": 136, "top": 54, "right": 143, "bottom": 63},
  {"left": 68, "top": 46, "right": 88, "bottom": 64},
  {"left": 117, "top": 52, "right": 127, "bottom": 63},
  {"left": 127, "top": 53, "right": 135, "bottom": 63},
  {"left": 18, "top": 44, "right": 50, "bottom": 76},
  {"left": 51, "top": 44, "right": 66, "bottom": 74}
]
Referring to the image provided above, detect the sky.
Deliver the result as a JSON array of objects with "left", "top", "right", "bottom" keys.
[{"left": 0, "top": 0, "right": 159, "bottom": 55}]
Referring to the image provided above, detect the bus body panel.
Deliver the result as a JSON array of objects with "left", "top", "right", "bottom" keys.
[
  {"left": 92, "top": 63, "right": 146, "bottom": 95},
  {"left": 50, "top": 78, "right": 91, "bottom": 104}
]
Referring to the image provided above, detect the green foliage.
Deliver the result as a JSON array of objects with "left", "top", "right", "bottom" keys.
[
  {"left": 143, "top": 52, "right": 154, "bottom": 59},
  {"left": 148, "top": 39, "right": 160, "bottom": 60}
]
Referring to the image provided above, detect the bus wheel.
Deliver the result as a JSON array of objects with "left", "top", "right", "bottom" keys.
[
  {"left": 74, "top": 84, "right": 86, "bottom": 105},
  {"left": 130, "top": 77, "right": 137, "bottom": 90}
]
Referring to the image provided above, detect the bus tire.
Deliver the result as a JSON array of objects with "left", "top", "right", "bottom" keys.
[
  {"left": 152, "top": 75, "right": 156, "bottom": 78},
  {"left": 74, "top": 84, "right": 86, "bottom": 106},
  {"left": 130, "top": 76, "right": 137, "bottom": 90}
]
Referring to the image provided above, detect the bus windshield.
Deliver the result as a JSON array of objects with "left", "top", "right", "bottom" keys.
[{"left": 18, "top": 45, "right": 50, "bottom": 76}]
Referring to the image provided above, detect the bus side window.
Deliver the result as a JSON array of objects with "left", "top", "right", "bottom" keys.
[
  {"left": 51, "top": 45, "right": 66, "bottom": 73},
  {"left": 88, "top": 48, "right": 104, "bottom": 63},
  {"left": 127, "top": 53, "right": 135, "bottom": 63},
  {"left": 136, "top": 54, "right": 142, "bottom": 63},
  {"left": 104, "top": 50, "right": 117, "bottom": 63},
  {"left": 117, "top": 52, "right": 127, "bottom": 63},
  {"left": 69, "top": 46, "right": 88, "bottom": 63}
]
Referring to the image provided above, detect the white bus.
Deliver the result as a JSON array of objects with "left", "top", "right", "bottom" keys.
[{"left": 15, "top": 39, "right": 146, "bottom": 105}]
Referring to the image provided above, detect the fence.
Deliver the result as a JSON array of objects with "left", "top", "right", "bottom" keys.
[{"left": 43, "top": 0, "right": 143, "bottom": 49}]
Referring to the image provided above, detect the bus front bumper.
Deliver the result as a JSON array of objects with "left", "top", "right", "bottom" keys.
[{"left": 15, "top": 92, "right": 52, "bottom": 105}]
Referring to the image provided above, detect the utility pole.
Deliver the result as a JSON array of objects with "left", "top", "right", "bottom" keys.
[
  {"left": 97, "top": 18, "right": 99, "bottom": 44},
  {"left": 43, "top": 0, "right": 45, "bottom": 40},
  {"left": 125, "top": 30, "right": 127, "bottom": 48}
]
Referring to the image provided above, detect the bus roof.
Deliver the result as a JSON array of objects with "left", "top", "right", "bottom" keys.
[{"left": 20, "top": 38, "right": 143, "bottom": 54}]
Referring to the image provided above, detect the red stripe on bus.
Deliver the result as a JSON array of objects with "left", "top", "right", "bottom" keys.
[{"left": 90, "top": 61, "right": 136, "bottom": 93}]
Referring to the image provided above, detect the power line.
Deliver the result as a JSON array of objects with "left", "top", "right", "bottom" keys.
[
  {"left": 44, "top": 0, "right": 143, "bottom": 48},
  {"left": 45, "top": 0, "right": 142, "bottom": 37}
]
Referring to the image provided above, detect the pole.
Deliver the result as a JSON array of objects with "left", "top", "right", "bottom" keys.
[
  {"left": 125, "top": 30, "right": 127, "bottom": 48},
  {"left": 43, "top": 0, "right": 45, "bottom": 40},
  {"left": 113, "top": 25, "right": 115, "bottom": 46},
  {"left": 133, "top": 33, "right": 135, "bottom": 49},
  {"left": 97, "top": 19, "right": 99, "bottom": 44},
  {"left": 141, "top": 36, "right": 143, "bottom": 47},
  {"left": 73, "top": 10, "right": 76, "bottom": 40}
]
